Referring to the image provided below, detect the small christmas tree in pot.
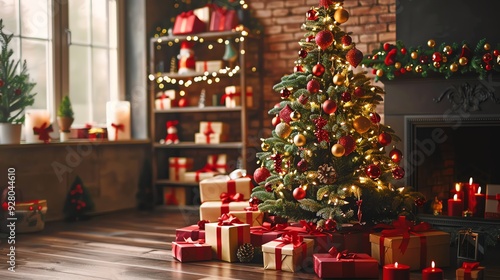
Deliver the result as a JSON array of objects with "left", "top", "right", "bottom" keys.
[
  {"left": 57, "top": 96, "right": 74, "bottom": 142},
  {"left": 0, "top": 19, "right": 37, "bottom": 144}
]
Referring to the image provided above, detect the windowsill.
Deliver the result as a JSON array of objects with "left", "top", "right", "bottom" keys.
[{"left": 0, "top": 139, "right": 151, "bottom": 149}]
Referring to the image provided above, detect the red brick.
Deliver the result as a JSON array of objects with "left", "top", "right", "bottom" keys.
[
  {"left": 266, "top": 2, "right": 285, "bottom": 9},
  {"left": 266, "top": 25, "right": 283, "bottom": 35},
  {"left": 359, "top": 0, "right": 378, "bottom": 6},
  {"left": 351, "top": 5, "right": 388, "bottom": 15},
  {"left": 388, "top": 23, "right": 396, "bottom": 32},
  {"left": 359, "top": 15, "right": 377, "bottom": 24},
  {"left": 378, "top": 32, "right": 396, "bottom": 43},
  {"left": 273, "top": 9, "right": 291, "bottom": 17},
  {"left": 269, "top": 33, "right": 295, "bottom": 42},
  {"left": 378, "top": 0, "right": 393, "bottom": 4},
  {"left": 254, "top": 9, "right": 272, "bottom": 18},
  {"left": 284, "top": 0, "right": 307, "bottom": 8},
  {"left": 378, "top": 13, "right": 396, "bottom": 23},
  {"left": 269, "top": 42, "right": 288, "bottom": 51},
  {"left": 359, "top": 33, "right": 377, "bottom": 43},
  {"left": 275, "top": 15, "right": 305, "bottom": 25}
]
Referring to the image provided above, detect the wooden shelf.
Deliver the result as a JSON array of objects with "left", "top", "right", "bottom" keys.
[
  {"left": 153, "top": 142, "right": 243, "bottom": 149},
  {"left": 150, "top": 30, "right": 260, "bottom": 44},
  {"left": 155, "top": 106, "right": 242, "bottom": 113}
]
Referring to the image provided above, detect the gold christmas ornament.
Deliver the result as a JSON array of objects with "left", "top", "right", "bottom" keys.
[
  {"left": 443, "top": 45, "right": 452, "bottom": 55},
  {"left": 459, "top": 57, "right": 468, "bottom": 66},
  {"left": 353, "top": 116, "right": 371, "bottom": 133},
  {"left": 405, "top": 65, "right": 413, "bottom": 72},
  {"left": 394, "top": 62, "right": 401, "bottom": 69},
  {"left": 276, "top": 122, "right": 292, "bottom": 139},
  {"left": 415, "top": 65, "right": 423, "bottom": 73},
  {"left": 376, "top": 69, "right": 384, "bottom": 77},
  {"left": 333, "top": 73, "right": 346, "bottom": 85},
  {"left": 484, "top": 43, "right": 491, "bottom": 51},
  {"left": 261, "top": 142, "right": 270, "bottom": 151},
  {"left": 331, "top": 143, "right": 345, "bottom": 157},
  {"left": 290, "top": 111, "right": 302, "bottom": 121},
  {"left": 334, "top": 8, "right": 349, "bottom": 24},
  {"left": 293, "top": 134, "right": 306, "bottom": 146},
  {"left": 411, "top": 51, "right": 418, "bottom": 60},
  {"left": 433, "top": 61, "right": 441, "bottom": 68},
  {"left": 427, "top": 39, "right": 436, "bottom": 48},
  {"left": 450, "top": 63, "right": 459, "bottom": 72},
  {"left": 442, "top": 56, "right": 448, "bottom": 63}
]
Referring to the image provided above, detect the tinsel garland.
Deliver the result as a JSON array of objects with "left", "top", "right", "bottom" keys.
[{"left": 362, "top": 39, "right": 500, "bottom": 82}]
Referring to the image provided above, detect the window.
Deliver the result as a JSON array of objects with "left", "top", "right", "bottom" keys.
[{"left": 0, "top": 0, "right": 123, "bottom": 126}]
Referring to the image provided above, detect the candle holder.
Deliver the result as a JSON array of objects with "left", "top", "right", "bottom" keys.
[
  {"left": 462, "top": 210, "right": 473, "bottom": 217},
  {"left": 24, "top": 109, "right": 52, "bottom": 143},
  {"left": 106, "top": 101, "right": 131, "bottom": 141}
]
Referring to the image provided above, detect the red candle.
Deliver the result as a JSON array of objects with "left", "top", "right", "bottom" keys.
[
  {"left": 383, "top": 262, "right": 410, "bottom": 280},
  {"left": 465, "top": 177, "right": 479, "bottom": 211},
  {"left": 474, "top": 186, "right": 486, "bottom": 218},
  {"left": 422, "top": 261, "right": 443, "bottom": 280},
  {"left": 448, "top": 194, "right": 463, "bottom": 217}
]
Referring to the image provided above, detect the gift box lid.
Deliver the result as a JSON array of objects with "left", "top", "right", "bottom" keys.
[
  {"left": 369, "top": 230, "right": 450, "bottom": 249},
  {"left": 262, "top": 237, "right": 314, "bottom": 255}
]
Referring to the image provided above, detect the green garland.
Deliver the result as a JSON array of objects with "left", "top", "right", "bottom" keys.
[{"left": 361, "top": 39, "right": 500, "bottom": 82}]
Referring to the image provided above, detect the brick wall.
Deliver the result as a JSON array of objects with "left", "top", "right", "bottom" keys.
[{"left": 248, "top": 0, "right": 396, "bottom": 131}]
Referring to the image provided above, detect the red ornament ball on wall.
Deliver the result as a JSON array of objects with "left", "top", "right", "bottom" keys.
[
  {"left": 254, "top": 167, "right": 271, "bottom": 183},
  {"left": 293, "top": 187, "right": 306, "bottom": 200}
]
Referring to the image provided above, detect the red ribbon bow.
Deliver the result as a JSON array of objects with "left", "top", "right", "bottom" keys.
[
  {"left": 111, "top": 123, "right": 124, "bottom": 140},
  {"left": 180, "top": 11, "right": 194, "bottom": 17},
  {"left": 380, "top": 216, "right": 431, "bottom": 254},
  {"left": 280, "top": 231, "right": 304, "bottom": 247},
  {"left": 197, "top": 219, "right": 209, "bottom": 230},
  {"left": 217, "top": 213, "right": 242, "bottom": 226},
  {"left": 220, "top": 192, "right": 244, "bottom": 203},
  {"left": 33, "top": 122, "right": 53, "bottom": 143},
  {"left": 328, "top": 247, "right": 357, "bottom": 259},
  {"left": 462, "top": 262, "right": 480, "bottom": 280}
]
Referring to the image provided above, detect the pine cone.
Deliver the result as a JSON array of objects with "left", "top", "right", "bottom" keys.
[
  {"left": 236, "top": 243, "right": 255, "bottom": 263},
  {"left": 318, "top": 163, "right": 337, "bottom": 184}
]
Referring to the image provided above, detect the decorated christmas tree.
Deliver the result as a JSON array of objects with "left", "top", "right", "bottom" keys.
[
  {"left": 63, "top": 176, "right": 95, "bottom": 221},
  {"left": 251, "top": 0, "right": 424, "bottom": 229}
]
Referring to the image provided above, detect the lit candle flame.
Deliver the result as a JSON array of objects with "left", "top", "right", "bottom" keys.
[
  {"left": 431, "top": 261, "right": 435, "bottom": 268},
  {"left": 454, "top": 194, "right": 458, "bottom": 200},
  {"left": 478, "top": 186, "right": 481, "bottom": 194},
  {"left": 455, "top": 183, "right": 461, "bottom": 192},
  {"left": 469, "top": 177, "right": 473, "bottom": 185},
  {"left": 394, "top": 262, "right": 398, "bottom": 268}
]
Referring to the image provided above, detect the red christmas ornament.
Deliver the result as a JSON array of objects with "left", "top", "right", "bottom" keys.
[
  {"left": 298, "top": 49, "right": 308, "bottom": 58},
  {"left": 316, "top": 30, "right": 334, "bottom": 50},
  {"left": 389, "top": 148, "right": 403, "bottom": 163},
  {"left": 378, "top": 132, "right": 392, "bottom": 146},
  {"left": 415, "top": 197, "right": 426, "bottom": 207},
  {"left": 494, "top": 50, "right": 500, "bottom": 56},
  {"left": 307, "top": 79, "right": 320, "bottom": 94},
  {"left": 346, "top": 48, "right": 363, "bottom": 68},
  {"left": 341, "top": 35, "right": 352, "bottom": 46},
  {"left": 383, "top": 43, "right": 392, "bottom": 51},
  {"left": 392, "top": 166, "right": 405, "bottom": 180},
  {"left": 419, "top": 55, "right": 429, "bottom": 64},
  {"left": 265, "top": 182, "right": 274, "bottom": 192},
  {"left": 272, "top": 115, "right": 281, "bottom": 126},
  {"left": 249, "top": 196, "right": 261, "bottom": 206},
  {"left": 369, "top": 112, "right": 381, "bottom": 123},
  {"left": 14, "top": 88, "right": 21, "bottom": 95},
  {"left": 365, "top": 164, "right": 381, "bottom": 179},
  {"left": 338, "top": 135, "right": 356, "bottom": 155},
  {"left": 297, "top": 159, "right": 308, "bottom": 172},
  {"left": 460, "top": 44, "right": 472, "bottom": 60},
  {"left": 324, "top": 218, "right": 336, "bottom": 230},
  {"left": 306, "top": 35, "right": 315, "bottom": 43},
  {"left": 294, "top": 64, "right": 304, "bottom": 72},
  {"left": 486, "top": 64, "right": 492, "bottom": 71},
  {"left": 254, "top": 167, "right": 271, "bottom": 183},
  {"left": 306, "top": 9, "right": 318, "bottom": 21},
  {"left": 341, "top": 91, "right": 351, "bottom": 102},
  {"left": 312, "top": 63, "right": 326, "bottom": 77},
  {"left": 293, "top": 187, "right": 306, "bottom": 200},
  {"left": 353, "top": 87, "right": 364, "bottom": 97},
  {"left": 279, "top": 104, "right": 294, "bottom": 124},
  {"left": 298, "top": 94, "right": 309, "bottom": 104},
  {"left": 0, "top": 79, "right": 4, "bottom": 87},
  {"left": 280, "top": 88, "right": 291, "bottom": 99},
  {"left": 432, "top": 52, "right": 442, "bottom": 62},
  {"left": 483, "top": 53, "right": 493, "bottom": 63},
  {"left": 322, "top": 100, "right": 337, "bottom": 115},
  {"left": 400, "top": 48, "right": 407, "bottom": 55}
]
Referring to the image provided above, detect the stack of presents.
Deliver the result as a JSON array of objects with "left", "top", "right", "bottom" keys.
[{"left": 169, "top": 168, "right": 489, "bottom": 279}]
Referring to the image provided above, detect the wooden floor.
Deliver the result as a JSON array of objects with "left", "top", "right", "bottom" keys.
[{"left": 0, "top": 207, "right": 499, "bottom": 280}]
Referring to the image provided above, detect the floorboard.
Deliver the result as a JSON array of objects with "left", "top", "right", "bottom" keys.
[{"left": 0, "top": 207, "right": 499, "bottom": 279}]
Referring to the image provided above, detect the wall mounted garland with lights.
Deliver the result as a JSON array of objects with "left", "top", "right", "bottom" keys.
[{"left": 362, "top": 39, "right": 500, "bottom": 82}]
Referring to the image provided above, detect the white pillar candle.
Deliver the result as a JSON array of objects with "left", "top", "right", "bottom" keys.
[
  {"left": 24, "top": 109, "right": 51, "bottom": 143},
  {"left": 106, "top": 101, "right": 131, "bottom": 141}
]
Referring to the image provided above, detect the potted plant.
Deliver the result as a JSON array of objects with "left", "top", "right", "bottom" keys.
[
  {"left": 0, "top": 19, "right": 37, "bottom": 144},
  {"left": 57, "top": 96, "right": 74, "bottom": 142}
]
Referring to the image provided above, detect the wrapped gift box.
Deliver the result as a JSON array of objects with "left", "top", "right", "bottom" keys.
[
  {"left": 15, "top": 200, "right": 47, "bottom": 233},
  {"left": 313, "top": 252, "right": 379, "bottom": 279},
  {"left": 200, "top": 201, "right": 249, "bottom": 222},
  {"left": 88, "top": 127, "right": 107, "bottom": 140},
  {"left": 176, "top": 224, "right": 205, "bottom": 241},
  {"left": 172, "top": 241, "right": 212, "bottom": 262},
  {"left": 194, "top": 132, "right": 226, "bottom": 144},
  {"left": 155, "top": 97, "right": 171, "bottom": 110},
  {"left": 228, "top": 210, "right": 264, "bottom": 227},
  {"left": 205, "top": 154, "right": 228, "bottom": 174},
  {"left": 163, "top": 187, "right": 186, "bottom": 206},
  {"left": 485, "top": 184, "right": 500, "bottom": 219},
  {"left": 223, "top": 86, "right": 253, "bottom": 108},
  {"left": 209, "top": 6, "right": 239, "bottom": 32},
  {"left": 199, "top": 175, "right": 253, "bottom": 203},
  {"left": 195, "top": 60, "right": 223, "bottom": 73},
  {"left": 262, "top": 235, "right": 314, "bottom": 272},
  {"left": 370, "top": 230, "right": 450, "bottom": 270},
  {"left": 205, "top": 220, "right": 250, "bottom": 262},
  {"left": 168, "top": 157, "right": 194, "bottom": 182},
  {"left": 173, "top": 11, "right": 206, "bottom": 35},
  {"left": 193, "top": 5, "right": 212, "bottom": 25},
  {"left": 287, "top": 221, "right": 335, "bottom": 253},
  {"left": 456, "top": 262, "right": 484, "bottom": 280},
  {"left": 199, "top": 121, "right": 228, "bottom": 135},
  {"left": 331, "top": 225, "right": 372, "bottom": 254},
  {"left": 184, "top": 171, "right": 218, "bottom": 183},
  {"left": 250, "top": 225, "right": 286, "bottom": 247}
]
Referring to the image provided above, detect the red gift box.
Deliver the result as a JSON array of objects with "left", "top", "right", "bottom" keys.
[
  {"left": 250, "top": 224, "right": 286, "bottom": 247},
  {"left": 288, "top": 220, "right": 335, "bottom": 253},
  {"left": 172, "top": 241, "right": 212, "bottom": 262},
  {"left": 209, "top": 6, "right": 239, "bottom": 32},
  {"left": 175, "top": 224, "right": 205, "bottom": 242},
  {"left": 313, "top": 250, "right": 379, "bottom": 279},
  {"left": 485, "top": 184, "right": 500, "bottom": 219},
  {"left": 331, "top": 224, "right": 372, "bottom": 254},
  {"left": 173, "top": 11, "right": 206, "bottom": 35}
]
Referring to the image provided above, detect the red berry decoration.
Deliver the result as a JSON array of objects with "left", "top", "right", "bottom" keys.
[
  {"left": 369, "top": 112, "right": 381, "bottom": 123},
  {"left": 378, "top": 132, "right": 392, "bottom": 146},
  {"left": 324, "top": 218, "right": 336, "bottom": 230},
  {"left": 483, "top": 53, "right": 493, "bottom": 63},
  {"left": 315, "top": 30, "right": 334, "bottom": 50},
  {"left": 389, "top": 148, "right": 403, "bottom": 163},
  {"left": 432, "top": 52, "right": 442, "bottom": 62},
  {"left": 298, "top": 49, "right": 308, "bottom": 58},
  {"left": 392, "top": 166, "right": 405, "bottom": 180},
  {"left": 254, "top": 167, "right": 271, "bottom": 184},
  {"left": 280, "top": 88, "right": 291, "bottom": 99},
  {"left": 365, "top": 164, "right": 381, "bottom": 179},
  {"left": 353, "top": 87, "right": 364, "bottom": 97},
  {"left": 307, "top": 79, "right": 320, "bottom": 94},
  {"left": 486, "top": 64, "right": 492, "bottom": 71},
  {"left": 306, "top": 9, "right": 318, "bottom": 21},
  {"left": 322, "top": 99, "right": 337, "bottom": 115},
  {"left": 341, "top": 91, "right": 351, "bottom": 102},
  {"left": 346, "top": 48, "right": 363, "bottom": 68},
  {"left": 383, "top": 43, "right": 392, "bottom": 51},
  {"left": 338, "top": 135, "right": 356, "bottom": 155},
  {"left": 312, "top": 63, "right": 325, "bottom": 77},
  {"left": 293, "top": 187, "right": 306, "bottom": 200},
  {"left": 494, "top": 50, "right": 500, "bottom": 56},
  {"left": 0, "top": 79, "right": 4, "bottom": 87},
  {"left": 401, "top": 48, "right": 407, "bottom": 55},
  {"left": 341, "top": 35, "right": 352, "bottom": 46},
  {"left": 297, "top": 159, "right": 308, "bottom": 172}
]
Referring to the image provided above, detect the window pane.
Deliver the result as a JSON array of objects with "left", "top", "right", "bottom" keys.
[
  {"left": 69, "top": 45, "right": 90, "bottom": 124},
  {"left": 92, "top": 47, "right": 109, "bottom": 124},
  {"left": 69, "top": 0, "right": 91, "bottom": 44},
  {"left": 20, "top": 0, "right": 49, "bottom": 39},
  {"left": 21, "top": 39, "right": 49, "bottom": 109},
  {"left": 92, "top": 0, "right": 108, "bottom": 46},
  {"left": 0, "top": 0, "right": 19, "bottom": 34}
]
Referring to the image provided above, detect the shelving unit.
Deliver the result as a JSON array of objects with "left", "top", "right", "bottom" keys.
[{"left": 148, "top": 29, "right": 263, "bottom": 206}]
